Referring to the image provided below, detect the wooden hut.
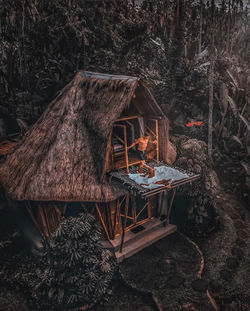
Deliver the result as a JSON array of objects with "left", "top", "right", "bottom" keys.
[{"left": 0, "top": 71, "right": 199, "bottom": 261}]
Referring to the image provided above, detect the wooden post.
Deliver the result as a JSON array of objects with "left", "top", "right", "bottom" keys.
[
  {"left": 105, "top": 203, "right": 113, "bottom": 239},
  {"left": 113, "top": 200, "right": 119, "bottom": 238},
  {"left": 166, "top": 189, "right": 177, "bottom": 226},
  {"left": 132, "top": 194, "right": 137, "bottom": 225},
  {"left": 119, "top": 193, "right": 129, "bottom": 253},
  {"left": 38, "top": 205, "right": 50, "bottom": 238},
  {"left": 95, "top": 203, "right": 110, "bottom": 240},
  {"left": 155, "top": 119, "right": 159, "bottom": 163},
  {"left": 114, "top": 195, "right": 126, "bottom": 235},
  {"left": 123, "top": 125, "right": 129, "bottom": 174},
  {"left": 25, "top": 202, "right": 44, "bottom": 237}
]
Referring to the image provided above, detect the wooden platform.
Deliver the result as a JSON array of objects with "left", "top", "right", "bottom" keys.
[{"left": 102, "top": 218, "right": 176, "bottom": 263}]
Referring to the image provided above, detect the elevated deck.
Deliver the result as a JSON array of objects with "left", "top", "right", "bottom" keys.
[
  {"left": 109, "top": 161, "right": 200, "bottom": 198},
  {"left": 102, "top": 218, "right": 176, "bottom": 262}
]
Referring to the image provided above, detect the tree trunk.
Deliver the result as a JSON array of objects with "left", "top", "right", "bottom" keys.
[
  {"left": 199, "top": 0, "right": 203, "bottom": 54},
  {"left": 208, "top": 1, "right": 215, "bottom": 162}
]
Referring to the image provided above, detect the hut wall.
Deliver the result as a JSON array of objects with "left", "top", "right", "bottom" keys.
[
  {"left": 26, "top": 202, "right": 63, "bottom": 238},
  {"left": 158, "top": 118, "right": 169, "bottom": 162}
]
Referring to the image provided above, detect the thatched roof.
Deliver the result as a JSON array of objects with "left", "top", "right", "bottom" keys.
[{"left": 0, "top": 71, "right": 166, "bottom": 202}]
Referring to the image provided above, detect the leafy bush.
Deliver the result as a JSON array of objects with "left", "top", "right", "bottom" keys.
[{"left": 34, "top": 212, "right": 117, "bottom": 310}]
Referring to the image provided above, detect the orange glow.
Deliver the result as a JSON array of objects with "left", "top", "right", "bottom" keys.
[
  {"left": 186, "top": 121, "right": 204, "bottom": 127},
  {"left": 132, "top": 93, "right": 136, "bottom": 98}
]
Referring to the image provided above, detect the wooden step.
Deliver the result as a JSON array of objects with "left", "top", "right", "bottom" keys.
[
  {"left": 109, "top": 218, "right": 165, "bottom": 252},
  {"left": 115, "top": 223, "right": 176, "bottom": 263}
]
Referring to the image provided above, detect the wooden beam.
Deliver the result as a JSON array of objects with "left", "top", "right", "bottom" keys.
[
  {"left": 62, "top": 203, "right": 67, "bottom": 217},
  {"left": 113, "top": 133, "right": 125, "bottom": 145},
  {"left": 123, "top": 125, "right": 129, "bottom": 174},
  {"left": 132, "top": 194, "right": 136, "bottom": 224},
  {"left": 105, "top": 203, "right": 113, "bottom": 239},
  {"left": 119, "top": 193, "right": 129, "bottom": 253},
  {"left": 145, "top": 124, "right": 156, "bottom": 137},
  {"left": 113, "top": 200, "right": 119, "bottom": 238},
  {"left": 115, "top": 115, "right": 139, "bottom": 122},
  {"left": 166, "top": 189, "right": 177, "bottom": 226},
  {"left": 155, "top": 119, "right": 159, "bottom": 163},
  {"left": 25, "top": 202, "right": 44, "bottom": 237},
  {"left": 38, "top": 205, "right": 50, "bottom": 238},
  {"left": 136, "top": 201, "right": 149, "bottom": 220},
  {"left": 95, "top": 203, "right": 110, "bottom": 240}
]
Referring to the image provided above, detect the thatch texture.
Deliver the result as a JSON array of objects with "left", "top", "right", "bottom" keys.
[{"left": 0, "top": 71, "right": 165, "bottom": 202}]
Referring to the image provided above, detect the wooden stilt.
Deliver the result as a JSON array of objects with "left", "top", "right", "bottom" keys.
[
  {"left": 38, "top": 205, "right": 49, "bottom": 238},
  {"left": 136, "top": 201, "right": 149, "bottom": 220},
  {"left": 119, "top": 193, "right": 129, "bottom": 253},
  {"left": 54, "top": 205, "right": 62, "bottom": 217},
  {"left": 132, "top": 194, "right": 137, "bottom": 224},
  {"left": 115, "top": 195, "right": 127, "bottom": 236},
  {"left": 25, "top": 202, "right": 44, "bottom": 237},
  {"left": 155, "top": 119, "right": 159, "bottom": 163},
  {"left": 62, "top": 203, "right": 67, "bottom": 217},
  {"left": 105, "top": 203, "right": 113, "bottom": 239},
  {"left": 166, "top": 189, "right": 177, "bottom": 226},
  {"left": 95, "top": 203, "right": 110, "bottom": 240},
  {"left": 123, "top": 125, "right": 129, "bottom": 174},
  {"left": 113, "top": 199, "right": 119, "bottom": 237}
]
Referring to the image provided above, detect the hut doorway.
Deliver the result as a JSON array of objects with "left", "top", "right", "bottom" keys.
[{"left": 111, "top": 116, "right": 159, "bottom": 173}]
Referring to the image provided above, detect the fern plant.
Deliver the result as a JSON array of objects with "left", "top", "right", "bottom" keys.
[{"left": 34, "top": 212, "right": 117, "bottom": 311}]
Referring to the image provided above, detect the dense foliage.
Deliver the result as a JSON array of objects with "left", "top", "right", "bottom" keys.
[{"left": 34, "top": 212, "right": 117, "bottom": 311}]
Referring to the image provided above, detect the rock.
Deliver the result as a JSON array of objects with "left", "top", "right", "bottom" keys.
[
  {"left": 219, "top": 268, "right": 232, "bottom": 282},
  {"left": 209, "top": 279, "right": 221, "bottom": 292},
  {"left": 234, "top": 220, "right": 245, "bottom": 230},
  {"left": 191, "top": 279, "right": 209, "bottom": 292},
  {"left": 182, "top": 302, "right": 198, "bottom": 311},
  {"left": 226, "top": 257, "right": 239, "bottom": 269},
  {"left": 236, "top": 230, "right": 248, "bottom": 239},
  {"left": 228, "top": 212, "right": 239, "bottom": 219},
  {"left": 168, "top": 275, "right": 184, "bottom": 288},
  {"left": 177, "top": 157, "right": 187, "bottom": 164},
  {"left": 231, "top": 246, "right": 244, "bottom": 259},
  {"left": 235, "top": 238, "right": 247, "bottom": 248},
  {"left": 181, "top": 139, "right": 203, "bottom": 152},
  {"left": 204, "top": 170, "right": 220, "bottom": 195},
  {"left": 193, "top": 164, "right": 202, "bottom": 174}
]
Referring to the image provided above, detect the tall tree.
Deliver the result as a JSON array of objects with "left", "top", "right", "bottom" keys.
[
  {"left": 208, "top": 0, "right": 215, "bottom": 161},
  {"left": 199, "top": 0, "right": 203, "bottom": 54}
]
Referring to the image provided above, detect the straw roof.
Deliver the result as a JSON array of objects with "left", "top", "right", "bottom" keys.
[{"left": 0, "top": 71, "right": 165, "bottom": 202}]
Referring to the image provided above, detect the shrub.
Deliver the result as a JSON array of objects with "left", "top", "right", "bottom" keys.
[{"left": 34, "top": 212, "right": 117, "bottom": 310}]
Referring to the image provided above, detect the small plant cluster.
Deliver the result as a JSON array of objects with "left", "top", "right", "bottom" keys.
[{"left": 34, "top": 212, "right": 117, "bottom": 311}]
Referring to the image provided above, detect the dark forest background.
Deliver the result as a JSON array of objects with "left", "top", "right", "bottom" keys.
[
  {"left": 1, "top": 0, "right": 249, "bottom": 198},
  {"left": 0, "top": 1, "right": 250, "bottom": 310}
]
